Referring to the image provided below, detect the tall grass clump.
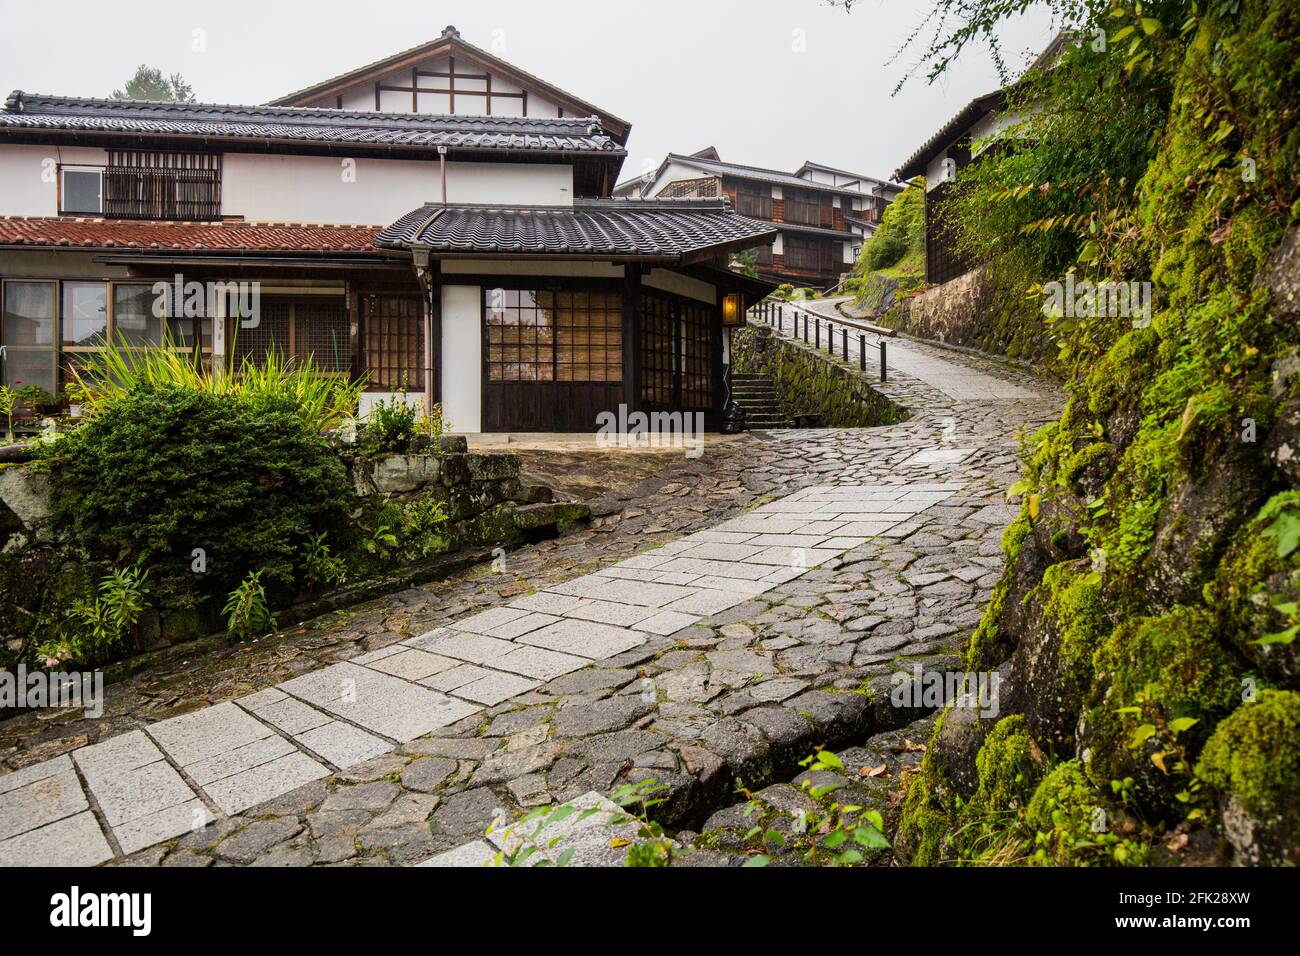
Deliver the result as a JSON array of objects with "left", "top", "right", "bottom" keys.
[{"left": 68, "top": 333, "right": 364, "bottom": 433}]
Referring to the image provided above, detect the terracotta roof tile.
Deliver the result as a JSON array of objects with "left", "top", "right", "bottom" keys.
[{"left": 0, "top": 217, "right": 380, "bottom": 253}]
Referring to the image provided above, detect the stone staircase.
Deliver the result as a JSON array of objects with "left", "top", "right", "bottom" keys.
[{"left": 729, "top": 371, "right": 792, "bottom": 430}]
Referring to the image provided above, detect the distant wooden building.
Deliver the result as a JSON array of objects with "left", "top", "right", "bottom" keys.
[
  {"left": 894, "top": 34, "right": 1070, "bottom": 285},
  {"left": 617, "top": 149, "right": 900, "bottom": 289}
]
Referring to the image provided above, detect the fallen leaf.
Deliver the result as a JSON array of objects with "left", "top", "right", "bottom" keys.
[
  {"left": 860, "top": 764, "right": 888, "bottom": 778},
  {"left": 904, "top": 739, "right": 927, "bottom": 753},
  {"left": 609, "top": 838, "right": 631, "bottom": 848}
]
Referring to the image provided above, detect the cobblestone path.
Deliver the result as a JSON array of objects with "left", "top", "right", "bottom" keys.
[{"left": 0, "top": 331, "right": 1060, "bottom": 866}]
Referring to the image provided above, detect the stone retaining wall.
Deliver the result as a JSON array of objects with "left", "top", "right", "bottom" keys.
[
  {"left": 882, "top": 267, "right": 1056, "bottom": 366},
  {"left": 0, "top": 443, "right": 589, "bottom": 661},
  {"left": 732, "top": 324, "right": 908, "bottom": 428}
]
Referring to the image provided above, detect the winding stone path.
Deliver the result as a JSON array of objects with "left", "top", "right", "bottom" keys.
[{"left": 0, "top": 326, "right": 1059, "bottom": 866}]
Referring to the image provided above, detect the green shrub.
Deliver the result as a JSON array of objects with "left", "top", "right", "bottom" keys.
[
  {"left": 360, "top": 394, "right": 418, "bottom": 456},
  {"left": 855, "top": 181, "right": 923, "bottom": 275},
  {"left": 46, "top": 385, "right": 356, "bottom": 602}
]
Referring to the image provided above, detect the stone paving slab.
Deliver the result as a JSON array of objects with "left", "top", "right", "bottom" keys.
[
  {"left": 279, "top": 662, "right": 480, "bottom": 741},
  {"left": 0, "top": 810, "right": 114, "bottom": 866},
  {"left": 74, "top": 731, "right": 206, "bottom": 852},
  {"left": 0, "top": 758, "right": 88, "bottom": 841},
  {"left": 417, "top": 791, "right": 647, "bottom": 867}
]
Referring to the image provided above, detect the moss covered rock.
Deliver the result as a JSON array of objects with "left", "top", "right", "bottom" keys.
[{"left": 1196, "top": 690, "right": 1300, "bottom": 865}]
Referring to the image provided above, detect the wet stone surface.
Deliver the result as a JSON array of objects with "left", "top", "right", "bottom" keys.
[{"left": 0, "top": 337, "right": 1058, "bottom": 866}]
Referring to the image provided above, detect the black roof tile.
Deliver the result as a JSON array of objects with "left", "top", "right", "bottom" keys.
[
  {"left": 0, "top": 92, "right": 622, "bottom": 154},
  {"left": 376, "top": 197, "right": 777, "bottom": 261}
]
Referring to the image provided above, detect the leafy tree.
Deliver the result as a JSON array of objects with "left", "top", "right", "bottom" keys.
[
  {"left": 854, "top": 179, "right": 925, "bottom": 274},
  {"left": 111, "top": 65, "right": 195, "bottom": 102}
]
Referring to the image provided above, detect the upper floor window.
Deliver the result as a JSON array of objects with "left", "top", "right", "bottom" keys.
[
  {"left": 784, "top": 188, "right": 830, "bottom": 228},
  {"left": 60, "top": 166, "right": 103, "bottom": 215},
  {"left": 59, "top": 152, "right": 222, "bottom": 221},
  {"left": 734, "top": 185, "right": 772, "bottom": 220}
]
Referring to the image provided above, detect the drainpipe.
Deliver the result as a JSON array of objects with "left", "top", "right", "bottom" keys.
[
  {"left": 409, "top": 248, "right": 433, "bottom": 424},
  {"left": 438, "top": 145, "right": 448, "bottom": 205}
]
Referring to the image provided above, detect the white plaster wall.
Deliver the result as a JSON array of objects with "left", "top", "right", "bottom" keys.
[
  {"left": 359, "top": 391, "right": 425, "bottom": 418},
  {"left": 648, "top": 161, "right": 714, "bottom": 196},
  {"left": 441, "top": 260, "right": 621, "bottom": 278},
  {"left": 0, "top": 145, "right": 109, "bottom": 217},
  {"left": 441, "top": 284, "right": 482, "bottom": 433},
  {"left": 221, "top": 156, "right": 573, "bottom": 223},
  {"left": 925, "top": 152, "right": 953, "bottom": 191},
  {"left": 643, "top": 269, "right": 716, "bottom": 305},
  {"left": 326, "top": 55, "right": 561, "bottom": 118},
  {"left": 221, "top": 154, "right": 438, "bottom": 224},
  {"left": 842, "top": 241, "right": 856, "bottom": 264},
  {"left": 443, "top": 162, "right": 572, "bottom": 206}
]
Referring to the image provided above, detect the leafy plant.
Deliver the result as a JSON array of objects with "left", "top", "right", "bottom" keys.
[
  {"left": 68, "top": 335, "right": 363, "bottom": 434},
  {"left": 0, "top": 385, "right": 15, "bottom": 442},
  {"left": 359, "top": 392, "right": 418, "bottom": 456},
  {"left": 223, "top": 569, "right": 276, "bottom": 640},
  {"left": 302, "top": 532, "right": 348, "bottom": 590},
  {"left": 36, "top": 561, "right": 151, "bottom": 665},
  {"left": 609, "top": 778, "right": 677, "bottom": 867}
]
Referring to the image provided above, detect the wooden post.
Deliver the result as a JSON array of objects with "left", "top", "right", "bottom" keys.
[
  {"left": 859, "top": 334, "right": 866, "bottom": 371},
  {"left": 880, "top": 340, "right": 887, "bottom": 382},
  {"left": 842, "top": 327, "right": 848, "bottom": 361},
  {"left": 623, "top": 265, "right": 642, "bottom": 415}
]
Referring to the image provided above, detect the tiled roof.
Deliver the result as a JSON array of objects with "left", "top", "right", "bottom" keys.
[
  {"left": 662, "top": 154, "right": 870, "bottom": 197},
  {"left": 0, "top": 92, "right": 623, "bottom": 154},
  {"left": 768, "top": 220, "right": 857, "bottom": 240},
  {"left": 893, "top": 89, "right": 1005, "bottom": 181},
  {"left": 0, "top": 217, "right": 380, "bottom": 253},
  {"left": 376, "top": 197, "right": 777, "bottom": 260}
]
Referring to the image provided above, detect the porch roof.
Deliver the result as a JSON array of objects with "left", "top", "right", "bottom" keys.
[
  {"left": 375, "top": 197, "right": 777, "bottom": 263},
  {"left": 0, "top": 92, "right": 624, "bottom": 156},
  {"left": 0, "top": 216, "right": 381, "bottom": 255}
]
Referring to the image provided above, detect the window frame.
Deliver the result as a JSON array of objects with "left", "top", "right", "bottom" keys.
[{"left": 58, "top": 165, "right": 105, "bottom": 216}]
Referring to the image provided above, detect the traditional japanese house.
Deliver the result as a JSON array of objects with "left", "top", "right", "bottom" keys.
[
  {"left": 616, "top": 148, "right": 900, "bottom": 289},
  {"left": 893, "top": 33, "right": 1070, "bottom": 285},
  {"left": 0, "top": 26, "right": 775, "bottom": 432}
]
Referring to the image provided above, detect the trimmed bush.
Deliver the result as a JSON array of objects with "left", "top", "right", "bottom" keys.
[{"left": 46, "top": 384, "right": 355, "bottom": 602}]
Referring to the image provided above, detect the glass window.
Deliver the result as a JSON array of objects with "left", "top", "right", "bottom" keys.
[
  {"left": 61, "top": 167, "right": 103, "bottom": 214},
  {"left": 62, "top": 282, "right": 108, "bottom": 347},
  {"left": 112, "top": 284, "right": 164, "bottom": 347},
  {"left": 2, "top": 281, "right": 55, "bottom": 346},
  {"left": 1, "top": 349, "right": 57, "bottom": 395}
]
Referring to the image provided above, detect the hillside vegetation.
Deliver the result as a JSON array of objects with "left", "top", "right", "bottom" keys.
[{"left": 897, "top": 0, "right": 1300, "bottom": 866}]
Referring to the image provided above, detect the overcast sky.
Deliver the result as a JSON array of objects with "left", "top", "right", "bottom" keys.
[{"left": 0, "top": 0, "right": 1055, "bottom": 182}]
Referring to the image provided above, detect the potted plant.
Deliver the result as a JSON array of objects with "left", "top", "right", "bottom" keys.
[
  {"left": 16, "top": 384, "right": 58, "bottom": 416},
  {"left": 64, "top": 382, "right": 86, "bottom": 419}
]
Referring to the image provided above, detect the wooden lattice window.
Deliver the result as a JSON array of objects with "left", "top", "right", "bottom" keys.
[
  {"left": 679, "top": 299, "right": 714, "bottom": 411},
  {"left": 734, "top": 184, "right": 773, "bottom": 219},
  {"left": 104, "top": 151, "right": 222, "bottom": 221},
  {"left": 485, "top": 288, "right": 622, "bottom": 384},
  {"left": 639, "top": 291, "right": 675, "bottom": 406},
  {"left": 362, "top": 295, "right": 424, "bottom": 390}
]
